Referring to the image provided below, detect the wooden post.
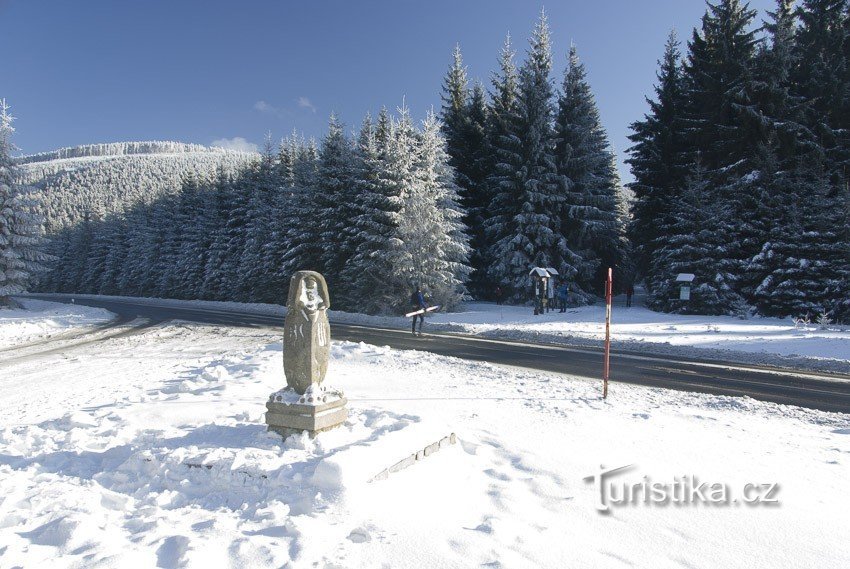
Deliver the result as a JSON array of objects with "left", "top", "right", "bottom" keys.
[{"left": 603, "top": 267, "right": 613, "bottom": 399}]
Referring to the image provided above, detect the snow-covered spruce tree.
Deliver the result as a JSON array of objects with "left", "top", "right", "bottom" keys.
[
  {"left": 627, "top": 31, "right": 689, "bottom": 282},
  {"left": 679, "top": 0, "right": 765, "bottom": 307},
  {"left": 174, "top": 174, "right": 215, "bottom": 300},
  {"left": 464, "top": 82, "right": 492, "bottom": 298},
  {"left": 237, "top": 140, "right": 284, "bottom": 303},
  {"left": 747, "top": 157, "right": 844, "bottom": 317},
  {"left": 833, "top": 179, "right": 850, "bottom": 322},
  {"left": 116, "top": 203, "right": 153, "bottom": 296},
  {"left": 487, "top": 14, "right": 565, "bottom": 300},
  {"left": 441, "top": 44, "right": 471, "bottom": 189},
  {"left": 0, "top": 99, "right": 48, "bottom": 304},
  {"left": 61, "top": 213, "right": 96, "bottom": 293},
  {"left": 201, "top": 168, "right": 236, "bottom": 300},
  {"left": 742, "top": 0, "right": 835, "bottom": 313},
  {"left": 315, "top": 114, "right": 357, "bottom": 294},
  {"left": 440, "top": 47, "right": 489, "bottom": 298},
  {"left": 338, "top": 113, "right": 403, "bottom": 313},
  {"left": 279, "top": 136, "right": 322, "bottom": 290},
  {"left": 483, "top": 34, "right": 521, "bottom": 294},
  {"left": 554, "top": 45, "right": 625, "bottom": 296},
  {"left": 649, "top": 165, "right": 747, "bottom": 314},
  {"left": 408, "top": 113, "right": 471, "bottom": 310},
  {"left": 95, "top": 213, "right": 130, "bottom": 295},
  {"left": 794, "top": 0, "right": 850, "bottom": 185},
  {"left": 369, "top": 107, "right": 423, "bottom": 312}
]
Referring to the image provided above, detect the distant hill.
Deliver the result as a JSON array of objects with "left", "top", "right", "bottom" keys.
[{"left": 17, "top": 141, "right": 257, "bottom": 233}]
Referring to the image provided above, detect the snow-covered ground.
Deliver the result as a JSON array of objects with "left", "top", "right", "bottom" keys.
[
  {"left": 0, "top": 298, "right": 114, "bottom": 349},
  {"left": 427, "top": 300, "right": 850, "bottom": 363},
  {"left": 0, "top": 321, "right": 847, "bottom": 568}
]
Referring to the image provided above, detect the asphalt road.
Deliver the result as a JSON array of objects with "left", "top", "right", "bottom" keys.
[{"left": 23, "top": 294, "right": 850, "bottom": 414}]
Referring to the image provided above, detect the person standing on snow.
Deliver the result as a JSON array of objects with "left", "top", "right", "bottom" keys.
[
  {"left": 410, "top": 286, "right": 428, "bottom": 336},
  {"left": 557, "top": 280, "right": 569, "bottom": 312}
]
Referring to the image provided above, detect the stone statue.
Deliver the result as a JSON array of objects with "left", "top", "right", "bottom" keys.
[
  {"left": 283, "top": 271, "right": 331, "bottom": 394},
  {"left": 266, "top": 270, "right": 347, "bottom": 437}
]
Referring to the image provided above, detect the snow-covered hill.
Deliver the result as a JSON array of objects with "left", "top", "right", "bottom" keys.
[{"left": 17, "top": 141, "right": 257, "bottom": 232}]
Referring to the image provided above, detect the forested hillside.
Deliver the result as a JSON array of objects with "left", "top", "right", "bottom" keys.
[
  {"left": 18, "top": 141, "right": 256, "bottom": 233},
  {"left": 37, "top": 111, "right": 471, "bottom": 313}
]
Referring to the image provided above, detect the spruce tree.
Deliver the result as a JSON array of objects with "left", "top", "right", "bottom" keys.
[
  {"left": 440, "top": 47, "right": 489, "bottom": 297},
  {"left": 487, "top": 14, "right": 564, "bottom": 299},
  {"left": 679, "top": 0, "right": 765, "bottom": 308},
  {"left": 794, "top": 0, "right": 850, "bottom": 184},
  {"left": 484, "top": 34, "right": 522, "bottom": 296},
  {"left": 238, "top": 140, "right": 282, "bottom": 302},
  {"left": 339, "top": 112, "right": 404, "bottom": 313},
  {"left": 315, "top": 114, "right": 356, "bottom": 292},
  {"left": 410, "top": 113, "right": 471, "bottom": 310},
  {"left": 554, "top": 45, "right": 624, "bottom": 295},
  {"left": 627, "top": 31, "right": 688, "bottom": 281},
  {"left": 279, "top": 136, "right": 322, "bottom": 288},
  {"left": 649, "top": 166, "right": 747, "bottom": 314},
  {"left": 0, "top": 99, "right": 48, "bottom": 303},
  {"left": 440, "top": 44, "right": 471, "bottom": 188}
]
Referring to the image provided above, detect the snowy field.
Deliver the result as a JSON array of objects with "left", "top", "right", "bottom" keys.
[
  {"left": 0, "top": 298, "right": 114, "bottom": 349},
  {"left": 0, "top": 318, "right": 848, "bottom": 568}
]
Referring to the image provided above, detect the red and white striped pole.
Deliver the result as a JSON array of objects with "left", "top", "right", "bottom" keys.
[{"left": 603, "top": 267, "right": 612, "bottom": 399}]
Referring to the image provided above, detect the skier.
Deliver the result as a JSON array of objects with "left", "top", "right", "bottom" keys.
[
  {"left": 410, "top": 286, "right": 428, "bottom": 336},
  {"left": 626, "top": 283, "right": 634, "bottom": 308},
  {"left": 494, "top": 285, "right": 503, "bottom": 306}
]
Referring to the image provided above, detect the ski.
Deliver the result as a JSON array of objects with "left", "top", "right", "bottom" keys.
[{"left": 405, "top": 305, "right": 441, "bottom": 318}]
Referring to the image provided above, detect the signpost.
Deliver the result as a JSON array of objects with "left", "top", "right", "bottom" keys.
[
  {"left": 676, "top": 273, "right": 695, "bottom": 302},
  {"left": 603, "top": 267, "right": 612, "bottom": 399}
]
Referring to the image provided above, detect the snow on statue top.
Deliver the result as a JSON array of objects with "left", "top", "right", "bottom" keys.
[{"left": 265, "top": 271, "right": 347, "bottom": 437}]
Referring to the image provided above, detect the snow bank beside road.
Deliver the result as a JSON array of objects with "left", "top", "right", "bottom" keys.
[
  {"left": 0, "top": 298, "right": 114, "bottom": 349},
  {"left": 0, "top": 322, "right": 847, "bottom": 568}
]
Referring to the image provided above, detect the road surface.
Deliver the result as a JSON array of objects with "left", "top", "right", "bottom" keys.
[{"left": 20, "top": 294, "right": 850, "bottom": 414}]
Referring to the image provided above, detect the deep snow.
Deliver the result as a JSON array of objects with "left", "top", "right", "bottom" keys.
[
  {"left": 0, "top": 311, "right": 847, "bottom": 568},
  {"left": 0, "top": 298, "right": 113, "bottom": 349}
]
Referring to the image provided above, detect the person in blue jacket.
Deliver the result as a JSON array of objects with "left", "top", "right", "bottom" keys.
[
  {"left": 557, "top": 280, "right": 569, "bottom": 312},
  {"left": 410, "top": 286, "right": 427, "bottom": 336}
]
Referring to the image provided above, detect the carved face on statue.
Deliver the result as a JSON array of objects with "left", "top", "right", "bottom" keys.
[
  {"left": 287, "top": 271, "right": 331, "bottom": 313},
  {"left": 299, "top": 277, "right": 323, "bottom": 313}
]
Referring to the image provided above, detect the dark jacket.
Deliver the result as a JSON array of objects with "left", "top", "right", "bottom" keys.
[{"left": 411, "top": 291, "right": 426, "bottom": 309}]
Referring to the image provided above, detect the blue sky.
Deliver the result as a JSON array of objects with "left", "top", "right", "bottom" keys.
[{"left": 2, "top": 0, "right": 777, "bottom": 181}]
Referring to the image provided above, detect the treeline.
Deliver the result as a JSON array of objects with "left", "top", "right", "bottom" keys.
[
  {"left": 18, "top": 141, "right": 239, "bottom": 165},
  {"left": 437, "top": 13, "right": 630, "bottom": 301},
  {"left": 628, "top": 0, "right": 850, "bottom": 321},
  {"left": 41, "top": 109, "right": 471, "bottom": 314}
]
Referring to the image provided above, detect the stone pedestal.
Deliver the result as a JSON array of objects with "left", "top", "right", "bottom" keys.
[{"left": 266, "top": 396, "right": 348, "bottom": 438}]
